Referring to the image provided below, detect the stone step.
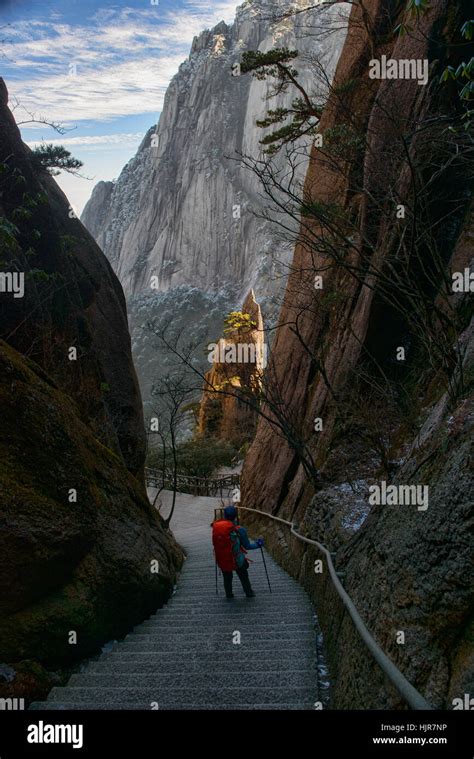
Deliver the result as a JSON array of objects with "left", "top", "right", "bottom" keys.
[
  {"left": 171, "top": 599, "right": 304, "bottom": 605},
  {"left": 172, "top": 600, "right": 306, "bottom": 606},
  {"left": 166, "top": 592, "right": 304, "bottom": 600},
  {"left": 157, "top": 599, "right": 308, "bottom": 607},
  {"left": 82, "top": 659, "right": 317, "bottom": 675},
  {"left": 127, "top": 621, "right": 314, "bottom": 632},
  {"left": 182, "top": 582, "right": 294, "bottom": 590},
  {"left": 116, "top": 638, "right": 314, "bottom": 652},
  {"left": 181, "top": 566, "right": 287, "bottom": 575},
  {"left": 171, "top": 590, "right": 305, "bottom": 598},
  {"left": 137, "top": 617, "right": 312, "bottom": 628},
  {"left": 181, "top": 563, "right": 281, "bottom": 567},
  {"left": 153, "top": 608, "right": 312, "bottom": 619},
  {"left": 163, "top": 596, "right": 309, "bottom": 605},
  {"left": 153, "top": 616, "right": 313, "bottom": 625},
  {"left": 134, "top": 621, "right": 315, "bottom": 632},
  {"left": 173, "top": 589, "right": 297, "bottom": 596},
  {"left": 46, "top": 686, "right": 317, "bottom": 704},
  {"left": 184, "top": 569, "right": 286, "bottom": 576},
  {"left": 122, "top": 630, "right": 315, "bottom": 644},
  {"left": 67, "top": 671, "right": 316, "bottom": 689},
  {"left": 30, "top": 702, "right": 315, "bottom": 711},
  {"left": 99, "top": 647, "right": 315, "bottom": 662}
]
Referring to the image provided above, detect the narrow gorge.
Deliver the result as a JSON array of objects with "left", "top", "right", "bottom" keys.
[{"left": 0, "top": 0, "right": 472, "bottom": 727}]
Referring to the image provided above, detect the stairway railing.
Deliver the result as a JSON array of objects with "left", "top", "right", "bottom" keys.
[
  {"left": 237, "top": 504, "right": 433, "bottom": 711},
  {"left": 145, "top": 469, "right": 433, "bottom": 710},
  {"left": 145, "top": 467, "right": 240, "bottom": 497}
]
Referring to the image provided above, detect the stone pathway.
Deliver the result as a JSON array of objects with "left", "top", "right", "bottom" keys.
[{"left": 30, "top": 492, "right": 319, "bottom": 710}]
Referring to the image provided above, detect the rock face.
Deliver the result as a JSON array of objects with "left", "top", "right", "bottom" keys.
[
  {"left": 0, "top": 77, "right": 145, "bottom": 479},
  {"left": 241, "top": 0, "right": 473, "bottom": 708},
  {"left": 0, "top": 78, "right": 183, "bottom": 700},
  {"left": 198, "top": 289, "right": 265, "bottom": 446},
  {"left": 82, "top": 0, "right": 348, "bottom": 302},
  {"left": 81, "top": 180, "right": 114, "bottom": 237},
  {"left": 128, "top": 285, "right": 236, "bottom": 421},
  {"left": 81, "top": 0, "right": 349, "bottom": 416}
]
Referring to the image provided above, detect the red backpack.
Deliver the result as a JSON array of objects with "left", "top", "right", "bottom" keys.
[{"left": 212, "top": 519, "right": 247, "bottom": 571}]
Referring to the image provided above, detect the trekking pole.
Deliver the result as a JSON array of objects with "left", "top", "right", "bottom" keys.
[{"left": 260, "top": 546, "right": 272, "bottom": 593}]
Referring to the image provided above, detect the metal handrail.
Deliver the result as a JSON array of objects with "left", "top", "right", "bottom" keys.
[
  {"left": 237, "top": 505, "right": 433, "bottom": 711},
  {"left": 145, "top": 469, "right": 432, "bottom": 709}
]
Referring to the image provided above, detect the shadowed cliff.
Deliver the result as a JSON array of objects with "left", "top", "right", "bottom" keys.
[
  {"left": 0, "top": 78, "right": 183, "bottom": 703},
  {"left": 241, "top": 0, "right": 473, "bottom": 708}
]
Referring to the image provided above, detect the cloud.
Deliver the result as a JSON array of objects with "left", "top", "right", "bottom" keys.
[
  {"left": 4, "top": 1, "right": 239, "bottom": 125},
  {"left": 26, "top": 132, "right": 145, "bottom": 149}
]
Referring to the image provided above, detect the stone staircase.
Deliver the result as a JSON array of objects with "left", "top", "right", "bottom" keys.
[{"left": 30, "top": 493, "right": 319, "bottom": 710}]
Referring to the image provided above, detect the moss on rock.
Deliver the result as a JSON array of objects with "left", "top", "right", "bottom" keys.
[{"left": 0, "top": 340, "right": 183, "bottom": 679}]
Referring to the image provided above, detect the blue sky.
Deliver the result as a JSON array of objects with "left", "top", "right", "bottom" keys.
[{"left": 1, "top": 0, "right": 239, "bottom": 212}]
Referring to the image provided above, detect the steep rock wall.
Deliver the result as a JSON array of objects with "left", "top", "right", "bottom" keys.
[
  {"left": 82, "top": 0, "right": 348, "bottom": 302},
  {"left": 241, "top": 0, "right": 473, "bottom": 708},
  {"left": 81, "top": 0, "right": 349, "bottom": 416},
  {"left": 0, "top": 79, "right": 183, "bottom": 701},
  {"left": 0, "top": 78, "right": 145, "bottom": 479}
]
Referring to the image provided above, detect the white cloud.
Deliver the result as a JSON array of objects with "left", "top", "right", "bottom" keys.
[
  {"left": 26, "top": 132, "right": 145, "bottom": 149},
  {"left": 4, "top": 1, "right": 239, "bottom": 125}
]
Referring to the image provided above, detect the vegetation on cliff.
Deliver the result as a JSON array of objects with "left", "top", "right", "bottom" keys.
[{"left": 237, "top": 0, "right": 473, "bottom": 708}]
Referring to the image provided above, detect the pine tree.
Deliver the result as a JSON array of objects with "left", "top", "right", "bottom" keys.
[
  {"left": 31, "top": 144, "right": 84, "bottom": 176},
  {"left": 240, "top": 48, "right": 323, "bottom": 154}
]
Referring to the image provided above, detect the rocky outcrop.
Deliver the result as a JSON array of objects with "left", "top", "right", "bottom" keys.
[
  {"left": 0, "top": 78, "right": 183, "bottom": 699},
  {"left": 81, "top": 0, "right": 349, "bottom": 415},
  {"left": 198, "top": 289, "right": 265, "bottom": 446},
  {"left": 241, "top": 0, "right": 473, "bottom": 708},
  {"left": 82, "top": 0, "right": 348, "bottom": 302},
  {"left": 0, "top": 341, "right": 182, "bottom": 668},
  {"left": 0, "top": 77, "right": 145, "bottom": 479},
  {"left": 81, "top": 180, "right": 114, "bottom": 236}
]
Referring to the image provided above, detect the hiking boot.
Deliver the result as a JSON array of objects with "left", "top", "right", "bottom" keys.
[
  {"left": 226, "top": 594, "right": 235, "bottom": 600},
  {"left": 245, "top": 590, "right": 256, "bottom": 598}
]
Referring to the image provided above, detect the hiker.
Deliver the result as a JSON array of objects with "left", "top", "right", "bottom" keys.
[{"left": 212, "top": 504, "right": 264, "bottom": 599}]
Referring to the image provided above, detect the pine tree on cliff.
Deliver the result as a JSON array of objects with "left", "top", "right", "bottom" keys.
[
  {"left": 239, "top": 48, "right": 323, "bottom": 154},
  {"left": 31, "top": 144, "right": 84, "bottom": 176}
]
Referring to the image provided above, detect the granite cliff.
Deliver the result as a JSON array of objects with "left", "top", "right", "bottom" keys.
[
  {"left": 82, "top": 0, "right": 348, "bottom": 300},
  {"left": 81, "top": 0, "right": 349, "bottom": 417},
  {"left": 0, "top": 78, "right": 183, "bottom": 703},
  {"left": 240, "top": 0, "right": 473, "bottom": 709}
]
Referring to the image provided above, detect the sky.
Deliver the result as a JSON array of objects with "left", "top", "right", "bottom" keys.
[{"left": 0, "top": 0, "right": 239, "bottom": 213}]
